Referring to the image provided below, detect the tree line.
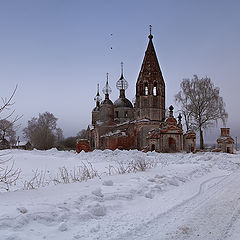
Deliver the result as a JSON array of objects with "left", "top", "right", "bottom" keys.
[
  {"left": 0, "top": 111, "right": 87, "bottom": 151},
  {"left": 21, "top": 113, "right": 88, "bottom": 150},
  {"left": 0, "top": 112, "right": 88, "bottom": 150}
]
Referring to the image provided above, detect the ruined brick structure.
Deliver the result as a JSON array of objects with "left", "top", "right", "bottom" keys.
[
  {"left": 87, "top": 31, "right": 196, "bottom": 152},
  {"left": 76, "top": 139, "right": 90, "bottom": 153},
  {"left": 217, "top": 128, "right": 234, "bottom": 154}
]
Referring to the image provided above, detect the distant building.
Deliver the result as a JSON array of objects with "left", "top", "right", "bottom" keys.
[
  {"left": 12, "top": 141, "right": 33, "bottom": 150},
  {"left": 86, "top": 29, "right": 196, "bottom": 153},
  {"left": 217, "top": 128, "right": 234, "bottom": 154}
]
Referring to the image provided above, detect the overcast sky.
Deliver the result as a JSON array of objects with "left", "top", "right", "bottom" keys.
[{"left": 0, "top": 0, "right": 239, "bottom": 144}]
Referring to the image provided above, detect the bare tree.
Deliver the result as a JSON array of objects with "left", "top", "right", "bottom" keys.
[
  {"left": 56, "top": 128, "right": 64, "bottom": 143},
  {"left": 175, "top": 75, "right": 228, "bottom": 149},
  {"left": 23, "top": 112, "right": 63, "bottom": 150},
  {"left": 175, "top": 90, "right": 193, "bottom": 132},
  {"left": 0, "top": 85, "right": 21, "bottom": 123},
  {"left": 77, "top": 129, "right": 88, "bottom": 139},
  {"left": 0, "top": 86, "right": 21, "bottom": 190},
  {"left": 61, "top": 136, "right": 77, "bottom": 149},
  {"left": 0, "top": 119, "right": 16, "bottom": 145},
  {"left": 0, "top": 86, "right": 17, "bottom": 115}
]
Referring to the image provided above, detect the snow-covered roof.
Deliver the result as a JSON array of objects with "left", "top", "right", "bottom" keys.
[
  {"left": 17, "top": 141, "right": 30, "bottom": 146},
  {"left": 101, "top": 130, "right": 127, "bottom": 137}
]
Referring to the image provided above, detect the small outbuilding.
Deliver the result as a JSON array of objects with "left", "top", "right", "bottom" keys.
[
  {"left": 76, "top": 139, "right": 90, "bottom": 153},
  {"left": 217, "top": 128, "right": 234, "bottom": 154},
  {"left": 184, "top": 131, "right": 196, "bottom": 153},
  {"left": 12, "top": 141, "right": 33, "bottom": 150}
]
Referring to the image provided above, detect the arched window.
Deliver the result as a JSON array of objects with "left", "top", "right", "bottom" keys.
[
  {"left": 153, "top": 82, "right": 157, "bottom": 96},
  {"left": 144, "top": 82, "right": 148, "bottom": 96}
]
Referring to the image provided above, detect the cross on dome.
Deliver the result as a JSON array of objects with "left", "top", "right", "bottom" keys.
[
  {"left": 94, "top": 84, "right": 102, "bottom": 103},
  {"left": 102, "top": 72, "right": 112, "bottom": 97},
  {"left": 116, "top": 62, "right": 128, "bottom": 91}
]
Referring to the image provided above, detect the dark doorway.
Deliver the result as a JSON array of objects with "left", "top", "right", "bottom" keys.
[
  {"left": 168, "top": 137, "right": 176, "bottom": 152},
  {"left": 151, "top": 144, "right": 155, "bottom": 151}
]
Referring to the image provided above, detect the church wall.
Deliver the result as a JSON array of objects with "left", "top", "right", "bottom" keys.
[
  {"left": 135, "top": 122, "right": 160, "bottom": 150},
  {"left": 148, "top": 139, "right": 160, "bottom": 152},
  {"left": 99, "top": 104, "right": 114, "bottom": 122},
  {"left": 160, "top": 134, "right": 183, "bottom": 152},
  {"left": 101, "top": 133, "right": 135, "bottom": 151},
  {"left": 114, "top": 107, "right": 134, "bottom": 123},
  {"left": 92, "top": 111, "right": 100, "bottom": 125},
  {"left": 136, "top": 95, "right": 164, "bottom": 121},
  {"left": 94, "top": 122, "right": 137, "bottom": 150}
]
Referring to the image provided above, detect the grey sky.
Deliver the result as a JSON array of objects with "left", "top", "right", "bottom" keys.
[{"left": 0, "top": 0, "right": 239, "bottom": 144}]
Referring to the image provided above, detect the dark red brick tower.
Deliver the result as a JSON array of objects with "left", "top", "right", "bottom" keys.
[{"left": 135, "top": 26, "right": 165, "bottom": 121}]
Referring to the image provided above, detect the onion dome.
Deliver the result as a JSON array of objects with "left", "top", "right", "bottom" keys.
[
  {"left": 114, "top": 97, "right": 133, "bottom": 108},
  {"left": 102, "top": 98, "right": 113, "bottom": 105}
]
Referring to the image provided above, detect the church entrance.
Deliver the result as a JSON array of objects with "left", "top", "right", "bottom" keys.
[
  {"left": 151, "top": 144, "right": 155, "bottom": 151},
  {"left": 168, "top": 137, "right": 176, "bottom": 152},
  {"left": 227, "top": 147, "right": 230, "bottom": 153}
]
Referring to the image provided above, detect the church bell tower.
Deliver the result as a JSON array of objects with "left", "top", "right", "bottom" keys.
[{"left": 135, "top": 26, "right": 165, "bottom": 121}]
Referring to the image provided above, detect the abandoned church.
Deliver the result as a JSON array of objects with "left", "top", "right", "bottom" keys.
[{"left": 84, "top": 30, "right": 196, "bottom": 153}]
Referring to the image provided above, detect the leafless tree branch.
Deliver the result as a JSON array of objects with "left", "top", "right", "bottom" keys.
[{"left": 175, "top": 75, "right": 228, "bottom": 149}]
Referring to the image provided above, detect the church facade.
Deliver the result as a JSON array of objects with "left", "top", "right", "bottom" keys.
[{"left": 87, "top": 31, "right": 196, "bottom": 153}]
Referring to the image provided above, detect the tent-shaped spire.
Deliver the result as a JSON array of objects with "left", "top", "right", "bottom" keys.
[
  {"left": 136, "top": 26, "right": 164, "bottom": 85},
  {"left": 135, "top": 26, "right": 166, "bottom": 121}
]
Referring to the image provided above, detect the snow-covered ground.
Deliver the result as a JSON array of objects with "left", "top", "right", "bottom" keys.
[{"left": 0, "top": 149, "right": 240, "bottom": 240}]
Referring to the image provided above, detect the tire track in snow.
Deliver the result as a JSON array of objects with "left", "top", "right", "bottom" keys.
[
  {"left": 160, "top": 171, "right": 240, "bottom": 240},
  {"left": 218, "top": 198, "right": 240, "bottom": 240},
  {"left": 113, "top": 173, "right": 232, "bottom": 240}
]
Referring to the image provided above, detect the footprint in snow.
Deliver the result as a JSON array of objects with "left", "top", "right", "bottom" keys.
[
  {"left": 147, "top": 178, "right": 156, "bottom": 182},
  {"left": 90, "top": 223, "right": 100, "bottom": 232},
  {"left": 102, "top": 180, "right": 113, "bottom": 186},
  {"left": 92, "top": 188, "right": 104, "bottom": 197},
  {"left": 17, "top": 207, "right": 28, "bottom": 214},
  {"left": 58, "top": 222, "right": 68, "bottom": 232},
  {"left": 5, "top": 235, "right": 21, "bottom": 240},
  {"left": 153, "top": 184, "right": 162, "bottom": 190},
  {"left": 88, "top": 203, "right": 106, "bottom": 217},
  {"left": 145, "top": 191, "right": 154, "bottom": 199}
]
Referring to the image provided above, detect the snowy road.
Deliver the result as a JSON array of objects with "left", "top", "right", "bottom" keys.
[{"left": 115, "top": 171, "right": 240, "bottom": 240}]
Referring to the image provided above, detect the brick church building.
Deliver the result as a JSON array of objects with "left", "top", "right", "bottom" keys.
[{"left": 86, "top": 30, "right": 196, "bottom": 152}]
